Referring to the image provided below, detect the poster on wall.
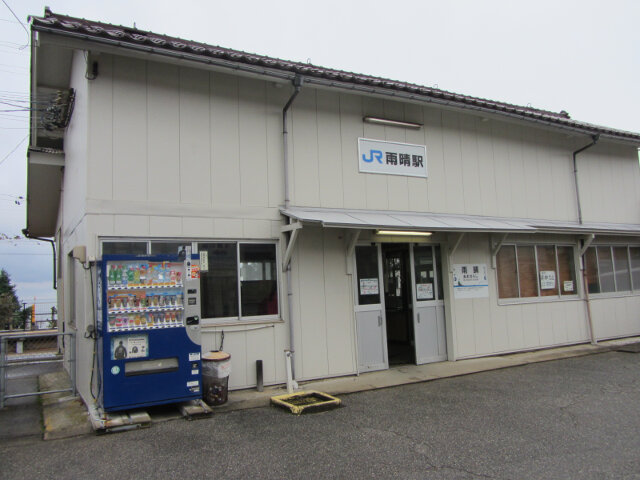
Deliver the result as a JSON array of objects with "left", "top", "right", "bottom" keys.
[
  {"left": 540, "top": 271, "right": 556, "bottom": 290},
  {"left": 416, "top": 283, "right": 434, "bottom": 300},
  {"left": 359, "top": 278, "right": 379, "bottom": 296},
  {"left": 452, "top": 264, "right": 489, "bottom": 299}
]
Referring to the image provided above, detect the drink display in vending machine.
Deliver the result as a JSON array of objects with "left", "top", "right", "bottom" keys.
[{"left": 98, "top": 251, "right": 203, "bottom": 412}]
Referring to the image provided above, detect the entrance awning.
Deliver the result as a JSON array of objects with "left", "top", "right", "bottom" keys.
[{"left": 280, "top": 206, "right": 640, "bottom": 236}]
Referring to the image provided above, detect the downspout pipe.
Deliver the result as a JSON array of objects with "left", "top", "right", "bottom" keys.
[
  {"left": 572, "top": 134, "right": 599, "bottom": 225},
  {"left": 282, "top": 75, "right": 303, "bottom": 379},
  {"left": 22, "top": 228, "right": 56, "bottom": 290}
]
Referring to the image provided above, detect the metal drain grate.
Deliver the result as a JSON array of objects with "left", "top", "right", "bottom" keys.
[{"left": 271, "top": 390, "right": 341, "bottom": 415}]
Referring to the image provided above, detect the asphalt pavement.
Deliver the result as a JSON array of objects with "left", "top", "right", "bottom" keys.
[{"left": 1, "top": 350, "right": 639, "bottom": 479}]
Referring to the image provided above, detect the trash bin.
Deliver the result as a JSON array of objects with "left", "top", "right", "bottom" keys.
[{"left": 202, "top": 351, "right": 231, "bottom": 405}]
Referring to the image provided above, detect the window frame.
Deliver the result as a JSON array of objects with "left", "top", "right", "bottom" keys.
[
  {"left": 100, "top": 237, "right": 282, "bottom": 326},
  {"left": 496, "top": 242, "right": 579, "bottom": 304},
  {"left": 586, "top": 244, "right": 640, "bottom": 298}
]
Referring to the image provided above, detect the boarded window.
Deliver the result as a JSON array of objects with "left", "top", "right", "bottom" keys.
[
  {"left": 585, "top": 247, "right": 600, "bottom": 294},
  {"left": 537, "top": 246, "right": 557, "bottom": 297},
  {"left": 557, "top": 247, "right": 576, "bottom": 295},
  {"left": 630, "top": 247, "right": 640, "bottom": 290},
  {"left": 496, "top": 245, "right": 518, "bottom": 299},
  {"left": 596, "top": 247, "right": 615, "bottom": 293},
  {"left": 517, "top": 246, "right": 538, "bottom": 298}
]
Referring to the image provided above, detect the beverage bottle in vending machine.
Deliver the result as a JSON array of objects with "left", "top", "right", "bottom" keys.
[{"left": 108, "top": 266, "right": 116, "bottom": 286}]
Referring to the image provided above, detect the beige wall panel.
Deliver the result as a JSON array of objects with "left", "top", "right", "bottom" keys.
[
  {"left": 533, "top": 131, "right": 556, "bottom": 219},
  {"left": 149, "top": 216, "right": 182, "bottom": 236},
  {"left": 521, "top": 128, "right": 541, "bottom": 218},
  {"left": 211, "top": 73, "right": 241, "bottom": 206},
  {"left": 239, "top": 77, "right": 269, "bottom": 207},
  {"left": 88, "top": 54, "right": 113, "bottom": 200},
  {"left": 490, "top": 304, "right": 510, "bottom": 352},
  {"left": 182, "top": 217, "right": 214, "bottom": 238},
  {"left": 289, "top": 238, "right": 304, "bottom": 377},
  {"left": 266, "top": 86, "right": 287, "bottom": 208},
  {"left": 548, "top": 137, "right": 575, "bottom": 221},
  {"left": 213, "top": 218, "right": 243, "bottom": 238},
  {"left": 506, "top": 125, "right": 527, "bottom": 217},
  {"left": 491, "top": 123, "right": 514, "bottom": 218},
  {"left": 86, "top": 214, "right": 115, "bottom": 255},
  {"left": 441, "top": 111, "right": 465, "bottom": 214},
  {"left": 244, "top": 328, "right": 278, "bottom": 386},
  {"left": 291, "top": 89, "right": 320, "bottom": 206},
  {"left": 322, "top": 229, "right": 356, "bottom": 375},
  {"left": 297, "top": 230, "right": 330, "bottom": 379},
  {"left": 317, "top": 90, "right": 344, "bottom": 209},
  {"left": 550, "top": 303, "right": 569, "bottom": 345},
  {"left": 459, "top": 115, "right": 483, "bottom": 216},
  {"left": 243, "top": 219, "right": 273, "bottom": 239},
  {"left": 339, "top": 93, "right": 366, "bottom": 209},
  {"left": 112, "top": 56, "right": 147, "bottom": 202},
  {"left": 63, "top": 51, "right": 89, "bottom": 232},
  {"left": 179, "top": 67, "right": 210, "bottom": 204},
  {"left": 475, "top": 119, "right": 498, "bottom": 216},
  {"left": 613, "top": 295, "right": 628, "bottom": 334},
  {"left": 147, "top": 62, "right": 180, "bottom": 204},
  {"left": 454, "top": 299, "right": 476, "bottom": 357},
  {"left": 505, "top": 305, "right": 525, "bottom": 350},
  {"left": 620, "top": 155, "right": 639, "bottom": 223},
  {"left": 521, "top": 304, "right": 541, "bottom": 349},
  {"left": 424, "top": 108, "right": 445, "bottom": 212},
  {"left": 362, "top": 97, "right": 389, "bottom": 210},
  {"left": 114, "top": 215, "right": 150, "bottom": 236},
  {"left": 535, "top": 303, "right": 555, "bottom": 347},
  {"left": 589, "top": 298, "right": 612, "bottom": 338},
  {"left": 405, "top": 103, "right": 429, "bottom": 211},
  {"left": 565, "top": 300, "right": 588, "bottom": 343},
  {"left": 472, "top": 297, "right": 493, "bottom": 355},
  {"left": 383, "top": 100, "right": 410, "bottom": 211}
]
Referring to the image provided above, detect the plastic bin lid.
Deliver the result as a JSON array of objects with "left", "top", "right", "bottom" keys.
[{"left": 202, "top": 351, "right": 231, "bottom": 361}]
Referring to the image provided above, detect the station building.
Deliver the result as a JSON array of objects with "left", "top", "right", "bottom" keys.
[{"left": 25, "top": 9, "right": 640, "bottom": 406}]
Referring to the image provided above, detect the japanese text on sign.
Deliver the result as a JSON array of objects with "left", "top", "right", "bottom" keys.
[{"left": 358, "top": 138, "right": 427, "bottom": 178}]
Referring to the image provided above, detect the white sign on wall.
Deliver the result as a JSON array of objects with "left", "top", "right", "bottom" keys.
[
  {"left": 452, "top": 264, "right": 489, "bottom": 299},
  {"left": 358, "top": 138, "right": 427, "bottom": 178},
  {"left": 540, "top": 271, "right": 556, "bottom": 290}
]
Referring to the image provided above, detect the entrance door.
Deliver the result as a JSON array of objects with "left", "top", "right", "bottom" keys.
[
  {"left": 411, "top": 245, "right": 447, "bottom": 364},
  {"left": 382, "top": 244, "right": 415, "bottom": 365},
  {"left": 354, "top": 245, "right": 387, "bottom": 372}
]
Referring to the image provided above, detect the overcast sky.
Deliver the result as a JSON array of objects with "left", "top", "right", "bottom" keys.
[{"left": 0, "top": 0, "right": 638, "bottom": 305}]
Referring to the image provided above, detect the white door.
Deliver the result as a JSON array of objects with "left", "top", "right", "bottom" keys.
[
  {"left": 411, "top": 245, "right": 447, "bottom": 364},
  {"left": 354, "top": 245, "right": 388, "bottom": 372}
]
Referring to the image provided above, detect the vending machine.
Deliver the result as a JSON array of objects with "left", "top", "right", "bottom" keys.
[{"left": 98, "top": 250, "right": 202, "bottom": 412}]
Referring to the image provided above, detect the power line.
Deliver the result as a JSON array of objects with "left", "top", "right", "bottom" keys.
[
  {"left": 0, "top": 0, "right": 29, "bottom": 49},
  {"left": 0, "top": 134, "right": 27, "bottom": 167}
]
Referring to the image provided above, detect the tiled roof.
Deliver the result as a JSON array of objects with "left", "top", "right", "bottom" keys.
[{"left": 31, "top": 9, "right": 640, "bottom": 144}]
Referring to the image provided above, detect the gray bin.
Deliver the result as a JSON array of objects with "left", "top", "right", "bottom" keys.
[{"left": 202, "top": 351, "right": 231, "bottom": 405}]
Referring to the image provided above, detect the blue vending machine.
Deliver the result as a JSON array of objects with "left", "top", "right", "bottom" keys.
[{"left": 98, "top": 250, "right": 203, "bottom": 412}]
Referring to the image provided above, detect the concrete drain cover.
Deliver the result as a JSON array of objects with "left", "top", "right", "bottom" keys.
[{"left": 271, "top": 391, "right": 341, "bottom": 415}]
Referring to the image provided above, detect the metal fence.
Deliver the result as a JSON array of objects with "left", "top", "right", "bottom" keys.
[
  {"left": 2, "top": 302, "right": 57, "bottom": 332},
  {"left": 0, "top": 331, "right": 75, "bottom": 409}
]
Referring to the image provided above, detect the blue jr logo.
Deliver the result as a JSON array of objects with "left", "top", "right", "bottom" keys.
[{"left": 362, "top": 149, "right": 383, "bottom": 164}]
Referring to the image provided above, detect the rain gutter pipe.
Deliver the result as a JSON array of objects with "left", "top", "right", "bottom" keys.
[
  {"left": 573, "top": 134, "right": 599, "bottom": 225},
  {"left": 22, "top": 228, "right": 56, "bottom": 290},
  {"left": 282, "top": 76, "right": 303, "bottom": 379}
]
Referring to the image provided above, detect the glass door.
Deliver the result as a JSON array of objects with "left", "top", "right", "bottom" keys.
[
  {"left": 410, "top": 245, "right": 447, "bottom": 364},
  {"left": 354, "top": 245, "right": 388, "bottom": 372}
]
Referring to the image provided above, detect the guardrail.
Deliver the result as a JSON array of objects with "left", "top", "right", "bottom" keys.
[{"left": 0, "top": 331, "right": 76, "bottom": 409}]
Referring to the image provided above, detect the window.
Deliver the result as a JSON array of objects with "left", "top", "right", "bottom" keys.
[
  {"left": 585, "top": 246, "right": 636, "bottom": 294},
  {"left": 101, "top": 239, "right": 280, "bottom": 322},
  {"left": 413, "top": 245, "right": 444, "bottom": 300},
  {"left": 496, "top": 244, "right": 577, "bottom": 300},
  {"left": 355, "top": 246, "right": 380, "bottom": 305}
]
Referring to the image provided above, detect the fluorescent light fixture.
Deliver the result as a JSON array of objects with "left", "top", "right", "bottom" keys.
[
  {"left": 376, "top": 230, "right": 432, "bottom": 236},
  {"left": 363, "top": 117, "right": 423, "bottom": 129}
]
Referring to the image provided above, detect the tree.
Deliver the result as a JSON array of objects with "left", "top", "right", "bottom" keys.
[{"left": 0, "top": 269, "right": 21, "bottom": 330}]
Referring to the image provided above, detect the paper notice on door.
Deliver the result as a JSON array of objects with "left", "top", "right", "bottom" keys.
[
  {"left": 360, "top": 278, "right": 379, "bottom": 295},
  {"left": 416, "top": 283, "right": 434, "bottom": 300}
]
